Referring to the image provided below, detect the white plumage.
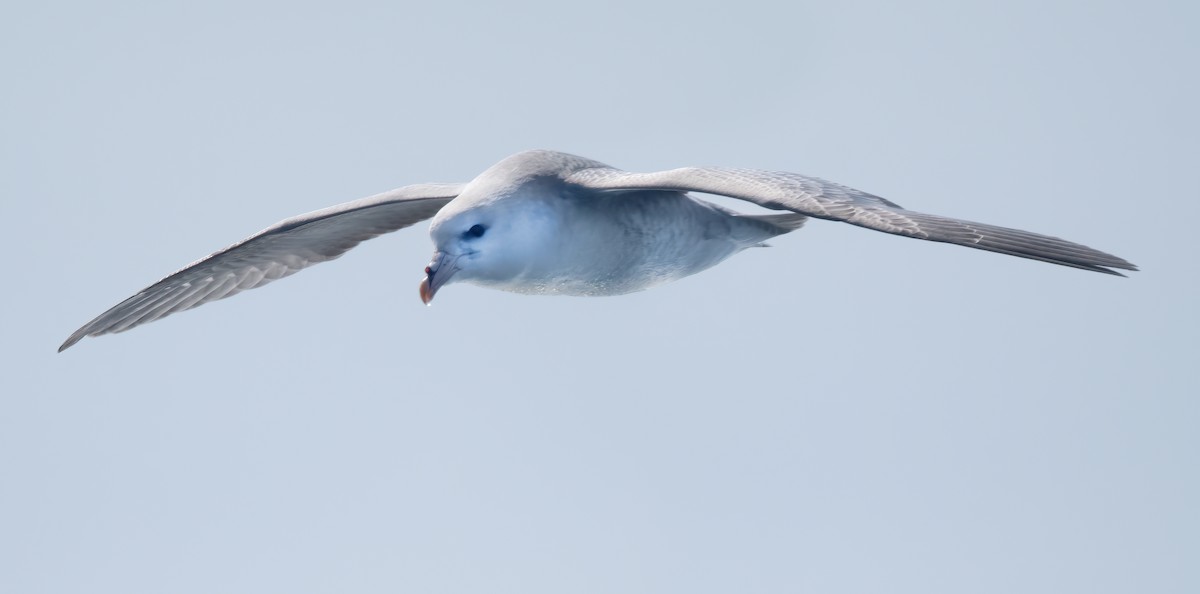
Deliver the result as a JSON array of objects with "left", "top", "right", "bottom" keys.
[{"left": 60, "top": 150, "right": 1136, "bottom": 351}]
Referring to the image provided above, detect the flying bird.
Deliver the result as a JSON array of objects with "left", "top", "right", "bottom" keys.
[{"left": 59, "top": 150, "right": 1137, "bottom": 351}]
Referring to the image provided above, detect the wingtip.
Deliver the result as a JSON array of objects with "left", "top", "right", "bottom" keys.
[
  {"left": 1105, "top": 259, "right": 1138, "bottom": 277},
  {"left": 58, "top": 332, "right": 85, "bottom": 353}
]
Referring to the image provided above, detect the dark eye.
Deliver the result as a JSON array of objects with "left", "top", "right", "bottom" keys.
[{"left": 464, "top": 224, "right": 487, "bottom": 239}]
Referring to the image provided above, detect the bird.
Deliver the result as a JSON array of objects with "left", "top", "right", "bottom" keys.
[{"left": 58, "top": 149, "right": 1137, "bottom": 351}]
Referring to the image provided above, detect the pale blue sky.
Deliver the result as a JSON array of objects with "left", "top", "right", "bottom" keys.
[{"left": 3, "top": 1, "right": 1197, "bottom": 593}]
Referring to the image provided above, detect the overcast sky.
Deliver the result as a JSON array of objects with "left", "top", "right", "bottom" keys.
[{"left": 3, "top": 1, "right": 1197, "bottom": 593}]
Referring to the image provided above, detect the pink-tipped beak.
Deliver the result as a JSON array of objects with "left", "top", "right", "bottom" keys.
[
  {"left": 419, "top": 251, "right": 459, "bottom": 305},
  {"left": 419, "top": 276, "right": 434, "bottom": 304}
]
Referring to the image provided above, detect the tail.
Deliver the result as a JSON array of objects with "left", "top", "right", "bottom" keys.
[
  {"left": 742, "top": 212, "right": 808, "bottom": 233},
  {"left": 732, "top": 212, "right": 807, "bottom": 248}
]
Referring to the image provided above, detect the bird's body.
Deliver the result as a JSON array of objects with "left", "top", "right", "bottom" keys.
[
  {"left": 541, "top": 190, "right": 805, "bottom": 295},
  {"left": 59, "top": 150, "right": 1137, "bottom": 351},
  {"left": 464, "top": 187, "right": 804, "bottom": 297},
  {"left": 423, "top": 150, "right": 807, "bottom": 297}
]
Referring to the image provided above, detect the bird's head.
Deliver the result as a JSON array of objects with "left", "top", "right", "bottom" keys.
[{"left": 419, "top": 181, "right": 561, "bottom": 304}]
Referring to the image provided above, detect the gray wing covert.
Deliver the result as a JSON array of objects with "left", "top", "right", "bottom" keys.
[
  {"left": 59, "top": 183, "right": 462, "bottom": 351},
  {"left": 566, "top": 166, "right": 1136, "bottom": 275}
]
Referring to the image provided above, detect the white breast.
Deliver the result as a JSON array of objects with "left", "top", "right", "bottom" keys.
[{"left": 477, "top": 190, "right": 782, "bottom": 296}]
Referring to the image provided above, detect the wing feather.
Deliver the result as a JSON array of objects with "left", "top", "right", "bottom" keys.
[
  {"left": 59, "top": 183, "right": 462, "bottom": 351},
  {"left": 566, "top": 166, "right": 1136, "bottom": 275}
]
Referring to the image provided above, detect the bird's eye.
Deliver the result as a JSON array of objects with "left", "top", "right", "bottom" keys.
[{"left": 465, "top": 224, "right": 487, "bottom": 238}]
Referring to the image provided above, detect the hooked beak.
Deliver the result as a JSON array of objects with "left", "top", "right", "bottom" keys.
[{"left": 419, "top": 251, "right": 461, "bottom": 304}]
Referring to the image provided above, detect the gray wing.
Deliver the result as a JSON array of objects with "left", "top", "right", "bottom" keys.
[
  {"left": 59, "top": 183, "right": 463, "bottom": 351},
  {"left": 565, "top": 166, "right": 1136, "bottom": 275}
]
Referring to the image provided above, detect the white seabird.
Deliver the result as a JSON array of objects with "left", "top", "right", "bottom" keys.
[{"left": 59, "top": 149, "right": 1137, "bottom": 351}]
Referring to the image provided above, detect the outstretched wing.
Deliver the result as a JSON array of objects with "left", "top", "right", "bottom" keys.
[
  {"left": 565, "top": 166, "right": 1136, "bottom": 276},
  {"left": 59, "top": 183, "right": 463, "bottom": 351}
]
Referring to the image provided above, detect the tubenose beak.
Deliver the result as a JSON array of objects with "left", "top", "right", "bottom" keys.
[{"left": 419, "top": 251, "right": 460, "bottom": 304}]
